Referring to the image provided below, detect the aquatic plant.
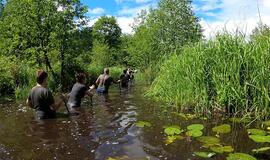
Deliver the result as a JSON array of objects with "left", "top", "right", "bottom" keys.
[
  {"left": 164, "top": 125, "right": 183, "bottom": 136},
  {"left": 249, "top": 135, "right": 270, "bottom": 143},
  {"left": 252, "top": 147, "right": 270, "bottom": 153},
  {"left": 147, "top": 33, "right": 270, "bottom": 119},
  {"left": 212, "top": 124, "right": 231, "bottom": 134},
  {"left": 247, "top": 129, "right": 267, "bottom": 136},
  {"left": 197, "top": 136, "right": 221, "bottom": 148},
  {"left": 187, "top": 124, "right": 204, "bottom": 131},
  {"left": 226, "top": 153, "right": 257, "bottom": 160},
  {"left": 210, "top": 146, "right": 234, "bottom": 153},
  {"left": 135, "top": 121, "right": 152, "bottom": 128},
  {"left": 193, "top": 152, "right": 216, "bottom": 158},
  {"left": 164, "top": 135, "right": 184, "bottom": 145}
]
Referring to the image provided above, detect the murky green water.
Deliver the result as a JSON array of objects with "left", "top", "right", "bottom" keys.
[{"left": 0, "top": 85, "right": 269, "bottom": 160}]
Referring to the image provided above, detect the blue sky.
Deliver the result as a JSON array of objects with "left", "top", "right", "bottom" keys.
[{"left": 81, "top": 0, "right": 270, "bottom": 37}]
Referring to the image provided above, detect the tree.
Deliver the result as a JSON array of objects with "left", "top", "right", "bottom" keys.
[
  {"left": 0, "top": 0, "right": 4, "bottom": 17},
  {"left": 92, "top": 16, "right": 122, "bottom": 49},
  {"left": 0, "top": 0, "right": 88, "bottom": 90},
  {"left": 129, "top": 0, "right": 202, "bottom": 70},
  {"left": 150, "top": 0, "right": 202, "bottom": 53},
  {"left": 54, "top": 0, "right": 88, "bottom": 90},
  {"left": 91, "top": 40, "right": 112, "bottom": 67}
]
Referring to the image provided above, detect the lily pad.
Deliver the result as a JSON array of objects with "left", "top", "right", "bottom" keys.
[
  {"left": 186, "top": 130, "right": 203, "bottom": 138},
  {"left": 135, "top": 121, "right": 152, "bottom": 128},
  {"left": 229, "top": 118, "right": 250, "bottom": 124},
  {"left": 249, "top": 135, "right": 270, "bottom": 143},
  {"left": 164, "top": 135, "right": 184, "bottom": 145},
  {"left": 247, "top": 129, "right": 267, "bottom": 136},
  {"left": 197, "top": 136, "right": 221, "bottom": 147},
  {"left": 187, "top": 124, "right": 204, "bottom": 131},
  {"left": 193, "top": 152, "right": 216, "bottom": 158},
  {"left": 210, "top": 146, "right": 234, "bottom": 153},
  {"left": 164, "top": 125, "right": 183, "bottom": 136},
  {"left": 262, "top": 120, "right": 270, "bottom": 126},
  {"left": 226, "top": 153, "right": 257, "bottom": 160},
  {"left": 212, "top": 124, "right": 231, "bottom": 134},
  {"left": 252, "top": 147, "right": 270, "bottom": 153}
]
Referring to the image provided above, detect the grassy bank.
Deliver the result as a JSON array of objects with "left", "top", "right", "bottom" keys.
[{"left": 146, "top": 33, "right": 270, "bottom": 119}]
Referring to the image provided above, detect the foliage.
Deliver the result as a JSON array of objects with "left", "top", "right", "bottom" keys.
[
  {"left": 247, "top": 129, "right": 267, "bottom": 136},
  {"left": 0, "top": 55, "right": 15, "bottom": 95},
  {"left": 164, "top": 125, "right": 183, "bottom": 136},
  {"left": 212, "top": 124, "right": 231, "bottom": 134},
  {"left": 252, "top": 147, "right": 270, "bottom": 153},
  {"left": 210, "top": 146, "right": 234, "bottom": 154},
  {"left": 128, "top": 0, "right": 202, "bottom": 72},
  {"left": 147, "top": 32, "right": 270, "bottom": 119},
  {"left": 91, "top": 40, "right": 113, "bottom": 67},
  {"left": 92, "top": 16, "right": 122, "bottom": 49},
  {"left": 135, "top": 121, "right": 152, "bottom": 128},
  {"left": 226, "top": 153, "right": 257, "bottom": 160},
  {"left": 193, "top": 152, "right": 216, "bottom": 158}
]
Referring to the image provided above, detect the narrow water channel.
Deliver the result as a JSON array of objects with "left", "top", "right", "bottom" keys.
[{"left": 0, "top": 85, "right": 269, "bottom": 160}]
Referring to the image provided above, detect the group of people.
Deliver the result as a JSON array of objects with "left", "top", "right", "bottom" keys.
[{"left": 26, "top": 68, "right": 135, "bottom": 120}]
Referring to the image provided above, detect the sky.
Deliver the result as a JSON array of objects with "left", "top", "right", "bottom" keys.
[{"left": 81, "top": 0, "right": 270, "bottom": 38}]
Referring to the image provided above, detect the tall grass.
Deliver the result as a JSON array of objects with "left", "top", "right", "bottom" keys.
[{"left": 147, "top": 33, "right": 270, "bottom": 119}]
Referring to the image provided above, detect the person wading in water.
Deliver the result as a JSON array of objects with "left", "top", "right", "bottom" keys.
[
  {"left": 120, "top": 69, "right": 130, "bottom": 89},
  {"left": 26, "top": 70, "right": 64, "bottom": 119},
  {"left": 96, "top": 68, "right": 120, "bottom": 94},
  {"left": 67, "top": 73, "right": 95, "bottom": 112}
]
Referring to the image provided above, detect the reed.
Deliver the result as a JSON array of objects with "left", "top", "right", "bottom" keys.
[{"left": 147, "top": 33, "right": 270, "bottom": 119}]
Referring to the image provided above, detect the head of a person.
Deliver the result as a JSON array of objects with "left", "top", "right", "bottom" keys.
[
  {"left": 36, "top": 70, "right": 48, "bottom": 86},
  {"left": 75, "top": 73, "right": 86, "bottom": 84},
  {"left": 123, "top": 69, "right": 127, "bottom": 74},
  {"left": 104, "top": 68, "right": 110, "bottom": 75}
]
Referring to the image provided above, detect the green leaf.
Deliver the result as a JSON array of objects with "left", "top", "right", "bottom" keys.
[
  {"left": 193, "top": 152, "right": 216, "bottom": 158},
  {"left": 186, "top": 130, "right": 203, "bottom": 137},
  {"left": 229, "top": 118, "right": 250, "bottom": 124},
  {"left": 164, "top": 135, "right": 184, "bottom": 145},
  {"left": 249, "top": 135, "right": 270, "bottom": 143},
  {"left": 187, "top": 124, "right": 204, "bottom": 131},
  {"left": 212, "top": 124, "right": 231, "bottom": 134},
  {"left": 197, "top": 136, "right": 221, "bottom": 148},
  {"left": 226, "top": 153, "right": 257, "bottom": 160},
  {"left": 252, "top": 147, "right": 270, "bottom": 153},
  {"left": 135, "top": 121, "right": 152, "bottom": 128},
  {"left": 262, "top": 120, "right": 270, "bottom": 126},
  {"left": 164, "top": 125, "right": 183, "bottom": 136},
  {"left": 210, "top": 146, "right": 234, "bottom": 153},
  {"left": 247, "top": 129, "right": 267, "bottom": 136}
]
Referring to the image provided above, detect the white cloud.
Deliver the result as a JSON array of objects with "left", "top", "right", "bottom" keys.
[
  {"left": 117, "top": 16, "right": 134, "bottom": 33},
  {"left": 199, "top": 0, "right": 270, "bottom": 38},
  {"left": 88, "top": 7, "right": 105, "bottom": 15},
  {"left": 118, "top": 4, "right": 152, "bottom": 16}
]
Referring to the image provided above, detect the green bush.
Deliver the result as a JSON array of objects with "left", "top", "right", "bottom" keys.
[{"left": 0, "top": 56, "right": 15, "bottom": 95}]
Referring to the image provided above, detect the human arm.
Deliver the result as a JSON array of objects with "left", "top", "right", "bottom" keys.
[
  {"left": 47, "top": 91, "right": 63, "bottom": 111},
  {"left": 85, "top": 85, "right": 95, "bottom": 97},
  {"left": 95, "top": 76, "right": 101, "bottom": 86},
  {"left": 26, "top": 98, "right": 34, "bottom": 109}
]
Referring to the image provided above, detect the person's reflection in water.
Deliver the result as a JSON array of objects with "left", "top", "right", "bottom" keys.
[{"left": 29, "top": 119, "right": 60, "bottom": 146}]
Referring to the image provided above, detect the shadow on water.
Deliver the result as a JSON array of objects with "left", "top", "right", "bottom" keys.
[{"left": 0, "top": 85, "right": 270, "bottom": 159}]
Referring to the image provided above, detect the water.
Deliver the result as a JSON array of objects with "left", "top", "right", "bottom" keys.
[{"left": 0, "top": 86, "right": 269, "bottom": 160}]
